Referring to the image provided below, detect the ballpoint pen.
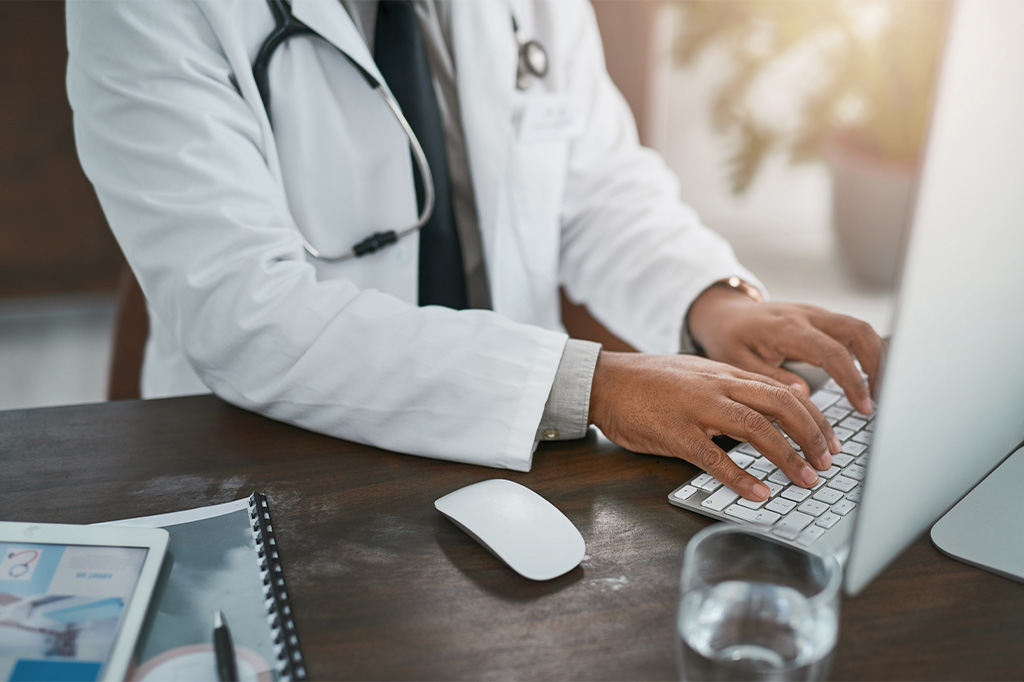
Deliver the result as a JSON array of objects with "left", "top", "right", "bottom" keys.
[{"left": 213, "top": 609, "right": 239, "bottom": 682}]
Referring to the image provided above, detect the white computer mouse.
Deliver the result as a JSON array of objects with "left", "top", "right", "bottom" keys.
[{"left": 434, "top": 479, "right": 586, "bottom": 581}]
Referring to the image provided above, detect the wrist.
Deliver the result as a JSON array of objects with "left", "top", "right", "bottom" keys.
[
  {"left": 588, "top": 350, "right": 625, "bottom": 427},
  {"left": 686, "top": 278, "right": 763, "bottom": 356}
]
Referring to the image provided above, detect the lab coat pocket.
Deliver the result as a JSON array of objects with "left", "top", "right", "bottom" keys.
[
  {"left": 507, "top": 92, "right": 577, "bottom": 277},
  {"left": 505, "top": 137, "right": 568, "bottom": 300},
  {"left": 490, "top": 91, "right": 576, "bottom": 327}
]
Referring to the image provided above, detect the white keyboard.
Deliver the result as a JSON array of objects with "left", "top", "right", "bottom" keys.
[{"left": 669, "top": 378, "right": 873, "bottom": 558}]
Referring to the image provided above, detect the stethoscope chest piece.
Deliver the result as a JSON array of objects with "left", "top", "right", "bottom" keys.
[{"left": 513, "top": 17, "right": 548, "bottom": 90}]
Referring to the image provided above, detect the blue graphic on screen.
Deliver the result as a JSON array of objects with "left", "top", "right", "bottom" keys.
[{"left": 0, "top": 543, "right": 146, "bottom": 682}]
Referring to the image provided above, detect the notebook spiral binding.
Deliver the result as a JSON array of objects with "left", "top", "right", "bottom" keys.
[{"left": 248, "top": 492, "right": 308, "bottom": 681}]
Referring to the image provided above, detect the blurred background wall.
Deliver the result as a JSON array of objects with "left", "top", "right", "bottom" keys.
[
  {"left": 3, "top": 0, "right": 915, "bottom": 410},
  {"left": 0, "top": 2, "right": 122, "bottom": 296},
  {"left": 0, "top": 1, "right": 121, "bottom": 410}
]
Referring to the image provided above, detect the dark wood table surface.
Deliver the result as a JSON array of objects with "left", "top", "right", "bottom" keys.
[{"left": 2, "top": 396, "right": 1021, "bottom": 681}]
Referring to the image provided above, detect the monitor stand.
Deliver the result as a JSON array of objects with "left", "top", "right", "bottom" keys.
[{"left": 930, "top": 445, "right": 1024, "bottom": 584}]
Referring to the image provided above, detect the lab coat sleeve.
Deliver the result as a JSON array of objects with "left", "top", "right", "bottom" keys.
[
  {"left": 555, "top": 0, "right": 764, "bottom": 355},
  {"left": 65, "top": 0, "right": 566, "bottom": 471}
]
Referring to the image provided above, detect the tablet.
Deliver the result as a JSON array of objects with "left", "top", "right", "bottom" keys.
[{"left": 0, "top": 521, "right": 169, "bottom": 682}]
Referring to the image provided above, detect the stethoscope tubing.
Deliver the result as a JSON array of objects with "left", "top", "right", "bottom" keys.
[
  {"left": 253, "top": 0, "right": 314, "bottom": 114},
  {"left": 254, "top": 0, "right": 547, "bottom": 263},
  {"left": 293, "top": 85, "right": 436, "bottom": 262},
  {"left": 254, "top": 0, "right": 436, "bottom": 263}
]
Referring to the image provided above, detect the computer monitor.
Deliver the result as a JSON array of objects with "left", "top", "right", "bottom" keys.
[{"left": 843, "top": 0, "right": 1024, "bottom": 595}]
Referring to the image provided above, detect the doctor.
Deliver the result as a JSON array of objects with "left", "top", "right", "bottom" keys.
[{"left": 66, "top": 0, "right": 883, "bottom": 502}]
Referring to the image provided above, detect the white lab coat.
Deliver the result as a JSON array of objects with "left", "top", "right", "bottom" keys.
[{"left": 66, "top": 0, "right": 758, "bottom": 471}]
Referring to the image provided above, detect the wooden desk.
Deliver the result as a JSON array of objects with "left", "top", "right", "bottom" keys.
[{"left": 2, "top": 396, "right": 1021, "bottom": 680}]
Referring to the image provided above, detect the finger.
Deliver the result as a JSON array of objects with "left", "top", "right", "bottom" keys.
[
  {"left": 685, "top": 432, "right": 772, "bottom": 502},
  {"left": 813, "top": 313, "right": 886, "bottom": 402},
  {"left": 727, "top": 378, "right": 838, "bottom": 468},
  {"left": 784, "top": 327, "right": 873, "bottom": 415},
  {"left": 717, "top": 400, "right": 820, "bottom": 489},
  {"left": 732, "top": 349, "right": 811, "bottom": 398}
]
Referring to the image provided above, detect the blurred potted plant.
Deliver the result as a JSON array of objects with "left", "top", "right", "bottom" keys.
[{"left": 673, "top": 0, "right": 950, "bottom": 288}]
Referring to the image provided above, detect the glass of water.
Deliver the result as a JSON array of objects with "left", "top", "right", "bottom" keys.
[{"left": 676, "top": 523, "right": 841, "bottom": 681}]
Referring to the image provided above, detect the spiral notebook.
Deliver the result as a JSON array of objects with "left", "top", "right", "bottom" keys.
[{"left": 107, "top": 493, "right": 306, "bottom": 681}]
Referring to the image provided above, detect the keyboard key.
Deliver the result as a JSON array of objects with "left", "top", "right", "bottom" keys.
[
  {"left": 737, "top": 497, "right": 767, "bottom": 509},
  {"left": 765, "top": 498, "right": 797, "bottom": 515},
  {"left": 736, "top": 442, "right": 761, "bottom": 457},
  {"left": 822, "top": 378, "right": 842, "bottom": 393},
  {"left": 852, "top": 430, "right": 872, "bottom": 445},
  {"left": 725, "top": 504, "right": 781, "bottom": 526},
  {"left": 818, "top": 466, "right": 840, "bottom": 479},
  {"left": 839, "top": 416, "right": 868, "bottom": 432},
  {"left": 828, "top": 476, "right": 859, "bottom": 493},
  {"left": 816, "top": 512, "right": 841, "bottom": 529},
  {"left": 671, "top": 485, "right": 698, "bottom": 502},
  {"left": 810, "top": 390, "right": 841, "bottom": 411},
  {"left": 747, "top": 468, "right": 769, "bottom": 481},
  {"left": 781, "top": 486, "right": 812, "bottom": 502},
  {"left": 831, "top": 453, "right": 855, "bottom": 468},
  {"left": 768, "top": 470, "right": 792, "bottom": 486},
  {"left": 797, "top": 526, "right": 827, "bottom": 545},
  {"left": 831, "top": 499, "right": 858, "bottom": 516},
  {"left": 691, "top": 473, "right": 713, "bottom": 487},
  {"left": 729, "top": 452, "right": 756, "bottom": 469},
  {"left": 772, "top": 512, "right": 814, "bottom": 539},
  {"left": 750, "top": 457, "right": 777, "bottom": 473},
  {"left": 842, "top": 441, "right": 868, "bottom": 456},
  {"left": 764, "top": 481, "right": 785, "bottom": 497},
  {"left": 812, "top": 488, "right": 844, "bottom": 504},
  {"left": 824, "top": 406, "right": 851, "bottom": 424},
  {"left": 846, "top": 489, "right": 863, "bottom": 504},
  {"left": 701, "top": 487, "right": 740, "bottom": 512},
  {"left": 845, "top": 464, "right": 867, "bottom": 481},
  {"left": 835, "top": 397, "right": 854, "bottom": 411},
  {"left": 797, "top": 500, "right": 830, "bottom": 517},
  {"left": 811, "top": 477, "right": 828, "bottom": 490},
  {"left": 865, "top": 419, "right": 877, "bottom": 432},
  {"left": 692, "top": 473, "right": 721, "bottom": 492},
  {"left": 833, "top": 426, "right": 855, "bottom": 442}
]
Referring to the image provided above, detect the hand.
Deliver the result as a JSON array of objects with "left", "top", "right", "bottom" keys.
[
  {"left": 687, "top": 286, "right": 886, "bottom": 415},
  {"left": 588, "top": 352, "right": 842, "bottom": 501}
]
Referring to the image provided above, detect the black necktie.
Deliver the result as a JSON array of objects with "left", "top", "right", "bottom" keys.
[{"left": 374, "top": 0, "right": 467, "bottom": 309}]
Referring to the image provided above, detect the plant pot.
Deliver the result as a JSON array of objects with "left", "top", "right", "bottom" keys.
[{"left": 826, "top": 134, "right": 916, "bottom": 290}]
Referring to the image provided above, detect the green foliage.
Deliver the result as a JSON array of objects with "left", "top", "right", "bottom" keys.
[{"left": 673, "top": 0, "right": 949, "bottom": 193}]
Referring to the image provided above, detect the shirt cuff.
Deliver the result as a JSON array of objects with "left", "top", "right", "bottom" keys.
[{"left": 536, "top": 339, "right": 602, "bottom": 442}]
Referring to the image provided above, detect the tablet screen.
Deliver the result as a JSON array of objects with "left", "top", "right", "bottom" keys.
[{"left": 0, "top": 542, "right": 149, "bottom": 682}]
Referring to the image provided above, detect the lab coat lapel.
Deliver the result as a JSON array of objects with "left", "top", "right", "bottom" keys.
[
  {"left": 450, "top": 1, "right": 517, "bottom": 272},
  {"left": 290, "top": 0, "right": 387, "bottom": 89}
]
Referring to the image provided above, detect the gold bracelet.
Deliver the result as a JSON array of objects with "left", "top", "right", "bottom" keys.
[{"left": 712, "top": 276, "right": 764, "bottom": 303}]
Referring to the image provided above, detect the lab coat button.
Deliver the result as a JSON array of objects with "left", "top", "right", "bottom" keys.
[{"left": 541, "top": 429, "right": 560, "bottom": 440}]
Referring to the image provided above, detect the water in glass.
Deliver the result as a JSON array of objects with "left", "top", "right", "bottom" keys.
[{"left": 677, "top": 579, "right": 837, "bottom": 681}]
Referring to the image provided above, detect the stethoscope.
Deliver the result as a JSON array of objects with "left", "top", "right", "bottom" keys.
[
  {"left": 5, "top": 549, "right": 39, "bottom": 578},
  {"left": 253, "top": 0, "right": 549, "bottom": 263}
]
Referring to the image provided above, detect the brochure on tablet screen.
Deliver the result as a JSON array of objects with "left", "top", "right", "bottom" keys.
[{"left": 0, "top": 542, "right": 149, "bottom": 681}]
